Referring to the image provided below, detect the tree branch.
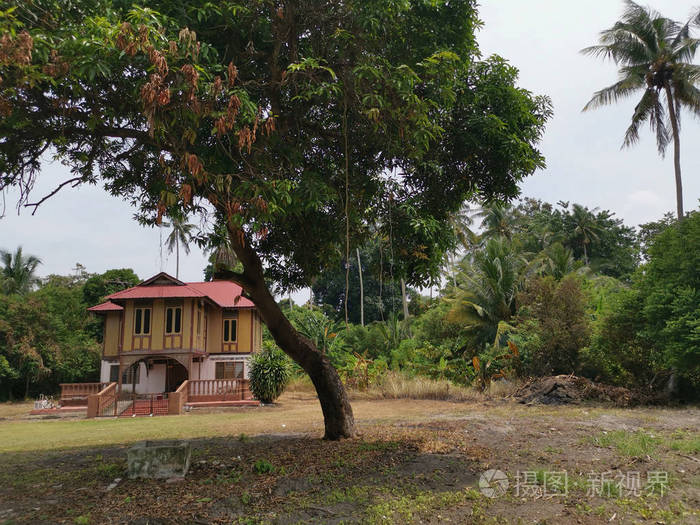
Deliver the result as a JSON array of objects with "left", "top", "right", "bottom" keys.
[
  {"left": 212, "top": 267, "right": 252, "bottom": 288},
  {"left": 23, "top": 177, "right": 83, "bottom": 215}
]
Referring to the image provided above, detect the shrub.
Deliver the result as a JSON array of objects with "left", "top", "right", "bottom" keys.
[
  {"left": 516, "top": 275, "right": 590, "bottom": 376},
  {"left": 249, "top": 347, "right": 292, "bottom": 403},
  {"left": 253, "top": 458, "right": 276, "bottom": 474}
]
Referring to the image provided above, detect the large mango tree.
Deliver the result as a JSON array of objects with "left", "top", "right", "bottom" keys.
[{"left": 0, "top": 0, "right": 550, "bottom": 438}]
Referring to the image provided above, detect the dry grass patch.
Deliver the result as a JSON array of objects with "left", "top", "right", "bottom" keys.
[
  {"left": 0, "top": 401, "right": 34, "bottom": 420},
  {"left": 359, "top": 372, "right": 483, "bottom": 401},
  {"left": 290, "top": 371, "right": 520, "bottom": 402}
]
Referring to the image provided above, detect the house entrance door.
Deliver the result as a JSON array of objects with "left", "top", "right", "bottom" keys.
[{"left": 165, "top": 360, "right": 188, "bottom": 392}]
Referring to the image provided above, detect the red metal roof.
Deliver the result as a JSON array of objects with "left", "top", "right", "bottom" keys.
[
  {"left": 87, "top": 300, "right": 124, "bottom": 312},
  {"left": 102, "top": 273, "right": 254, "bottom": 309},
  {"left": 187, "top": 281, "right": 255, "bottom": 308}
]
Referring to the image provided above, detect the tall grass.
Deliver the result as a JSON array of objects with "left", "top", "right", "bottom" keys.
[
  {"left": 286, "top": 371, "right": 520, "bottom": 402},
  {"left": 285, "top": 371, "right": 520, "bottom": 402},
  {"left": 360, "top": 372, "right": 483, "bottom": 402}
]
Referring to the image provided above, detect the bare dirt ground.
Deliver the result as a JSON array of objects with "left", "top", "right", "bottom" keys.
[{"left": 0, "top": 395, "right": 698, "bottom": 524}]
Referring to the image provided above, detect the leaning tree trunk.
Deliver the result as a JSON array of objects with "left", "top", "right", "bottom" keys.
[
  {"left": 221, "top": 226, "right": 356, "bottom": 439},
  {"left": 665, "top": 85, "right": 684, "bottom": 220}
]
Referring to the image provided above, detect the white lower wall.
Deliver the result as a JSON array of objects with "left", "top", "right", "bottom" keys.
[
  {"left": 141, "top": 364, "right": 167, "bottom": 394},
  {"left": 201, "top": 354, "right": 251, "bottom": 379},
  {"left": 100, "top": 354, "right": 251, "bottom": 393},
  {"left": 100, "top": 360, "right": 166, "bottom": 394},
  {"left": 100, "top": 360, "right": 116, "bottom": 384}
]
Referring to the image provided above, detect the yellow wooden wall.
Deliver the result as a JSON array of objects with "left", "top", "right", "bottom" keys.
[
  {"left": 151, "top": 299, "right": 165, "bottom": 350},
  {"left": 206, "top": 306, "right": 222, "bottom": 353},
  {"left": 103, "top": 312, "right": 121, "bottom": 356},
  {"left": 122, "top": 301, "right": 134, "bottom": 351},
  {"left": 107, "top": 300, "right": 262, "bottom": 355},
  {"left": 206, "top": 308, "right": 260, "bottom": 354}
]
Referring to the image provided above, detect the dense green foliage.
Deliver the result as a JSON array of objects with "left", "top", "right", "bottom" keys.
[
  {"left": 587, "top": 211, "right": 700, "bottom": 393},
  {"left": 515, "top": 275, "right": 590, "bottom": 376},
  {"left": 311, "top": 241, "right": 413, "bottom": 325},
  {"left": 249, "top": 346, "right": 293, "bottom": 404},
  {"left": 275, "top": 202, "right": 699, "bottom": 399},
  {"left": 0, "top": 263, "right": 138, "bottom": 400},
  {"left": 1, "top": 202, "right": 696, "bottom": 401}
]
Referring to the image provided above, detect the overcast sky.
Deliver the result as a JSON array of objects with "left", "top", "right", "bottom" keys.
[{"left": 1, "top": 0, "right": 699, "bottom": 289}]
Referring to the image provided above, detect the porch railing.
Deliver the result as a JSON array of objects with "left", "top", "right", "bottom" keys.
[
  {"left": 187, "top": 379, "right": 251, "bottom": 403},
  {"left": 60, "top": 382, "right": 109, "bottom": 406},
  {"left": 86, "top": 382, "right": 117, "bottom": 418}
]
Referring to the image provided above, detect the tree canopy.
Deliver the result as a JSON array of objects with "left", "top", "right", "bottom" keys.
[
  {"left": 0, "top": 0, "right": 551, "bottom": 438},
  {"left": 1, "top": 0, "right": 550, "bottom": 289}
]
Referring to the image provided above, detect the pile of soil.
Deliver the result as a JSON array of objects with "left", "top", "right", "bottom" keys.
[{"left": 514, "top": 374, "right": 663, "bottom": 407}]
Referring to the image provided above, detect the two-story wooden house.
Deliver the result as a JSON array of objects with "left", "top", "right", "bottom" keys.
[{"left": 88, "top": 272, "right": 263, "bottom": 395}]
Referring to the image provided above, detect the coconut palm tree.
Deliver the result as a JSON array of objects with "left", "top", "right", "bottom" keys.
[
  {"left": 569, "top": 204, "right": 603, "bottom": 265},
  {"left": 0, "top": 246, "right": 41, "bottom": 295},
  {"left": 472, "top": 202, "right": 519, "bottom": 241},
  {"left": 441, "top": 204, "right": 479, "bottom": 290},
  {"left": 541, "top": 242, "right": 576, "bottom": 279},
  {"left": 448, "top": 238, "right": 539, "bottom": 346},
  {"left": 582, "top": 1, "right": 700, "bottom": 219},
  {"left": 165, "top": 215, "right": 194, "bottom": 279}
]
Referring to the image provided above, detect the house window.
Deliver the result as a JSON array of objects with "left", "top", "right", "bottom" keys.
[
  {"left": 223, "top": 318, "right": 237, "bottom": 342},
  {"left": 165, "top": 306, "right": 182, "bottom": 334},
  {"left": 109, "top": 364, "right": 119, "bottom": 383},
  {"left": 197, "top": 310, "right": 202, "bottom": 335},
  {"left": 215, "top": 361, "right": 244, "bottom": 379},
  {"left": 134, "top": 308, "right": 151, "bottom": 335}
]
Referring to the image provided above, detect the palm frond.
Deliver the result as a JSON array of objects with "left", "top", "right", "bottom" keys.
[
  {"left": 586, "top": 25, "right": 650, "bottom": 63},
  {"left": 670, "top": 23, "right": 700, "bottom": 62},
  {"left": 673, "top": 76, "right": 700, "bottom": 115},
  {"left": 653, "top": 91, "right": 670, "bottom": 155},
  {"left": 583, "top": 71, "right": 645, "bottom": 111},
  {"left": 622, "top": 88, "right": 657, "bottom": 147}
]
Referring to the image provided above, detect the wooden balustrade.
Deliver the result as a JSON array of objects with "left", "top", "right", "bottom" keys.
[
  {"left": 187, "top": 379, "right": 251, "bottom": 403},
  {"left": 87, "top": 382, "right": 117, "bottom": 418},
  {"left": 60, "top": 382, "right": 109, "bottom": 406}
]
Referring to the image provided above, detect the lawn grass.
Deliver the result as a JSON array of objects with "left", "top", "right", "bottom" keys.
[
  {"left": 0, "top": 396, "right": 475, "bottom": 453},
  {"left": 1, "top": 397, "right": 698, "bottom": 524}
]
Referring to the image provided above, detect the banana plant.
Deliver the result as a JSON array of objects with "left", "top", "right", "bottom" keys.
[{"left": 468, "top": 322, "right": 519, "bottom": 391}]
